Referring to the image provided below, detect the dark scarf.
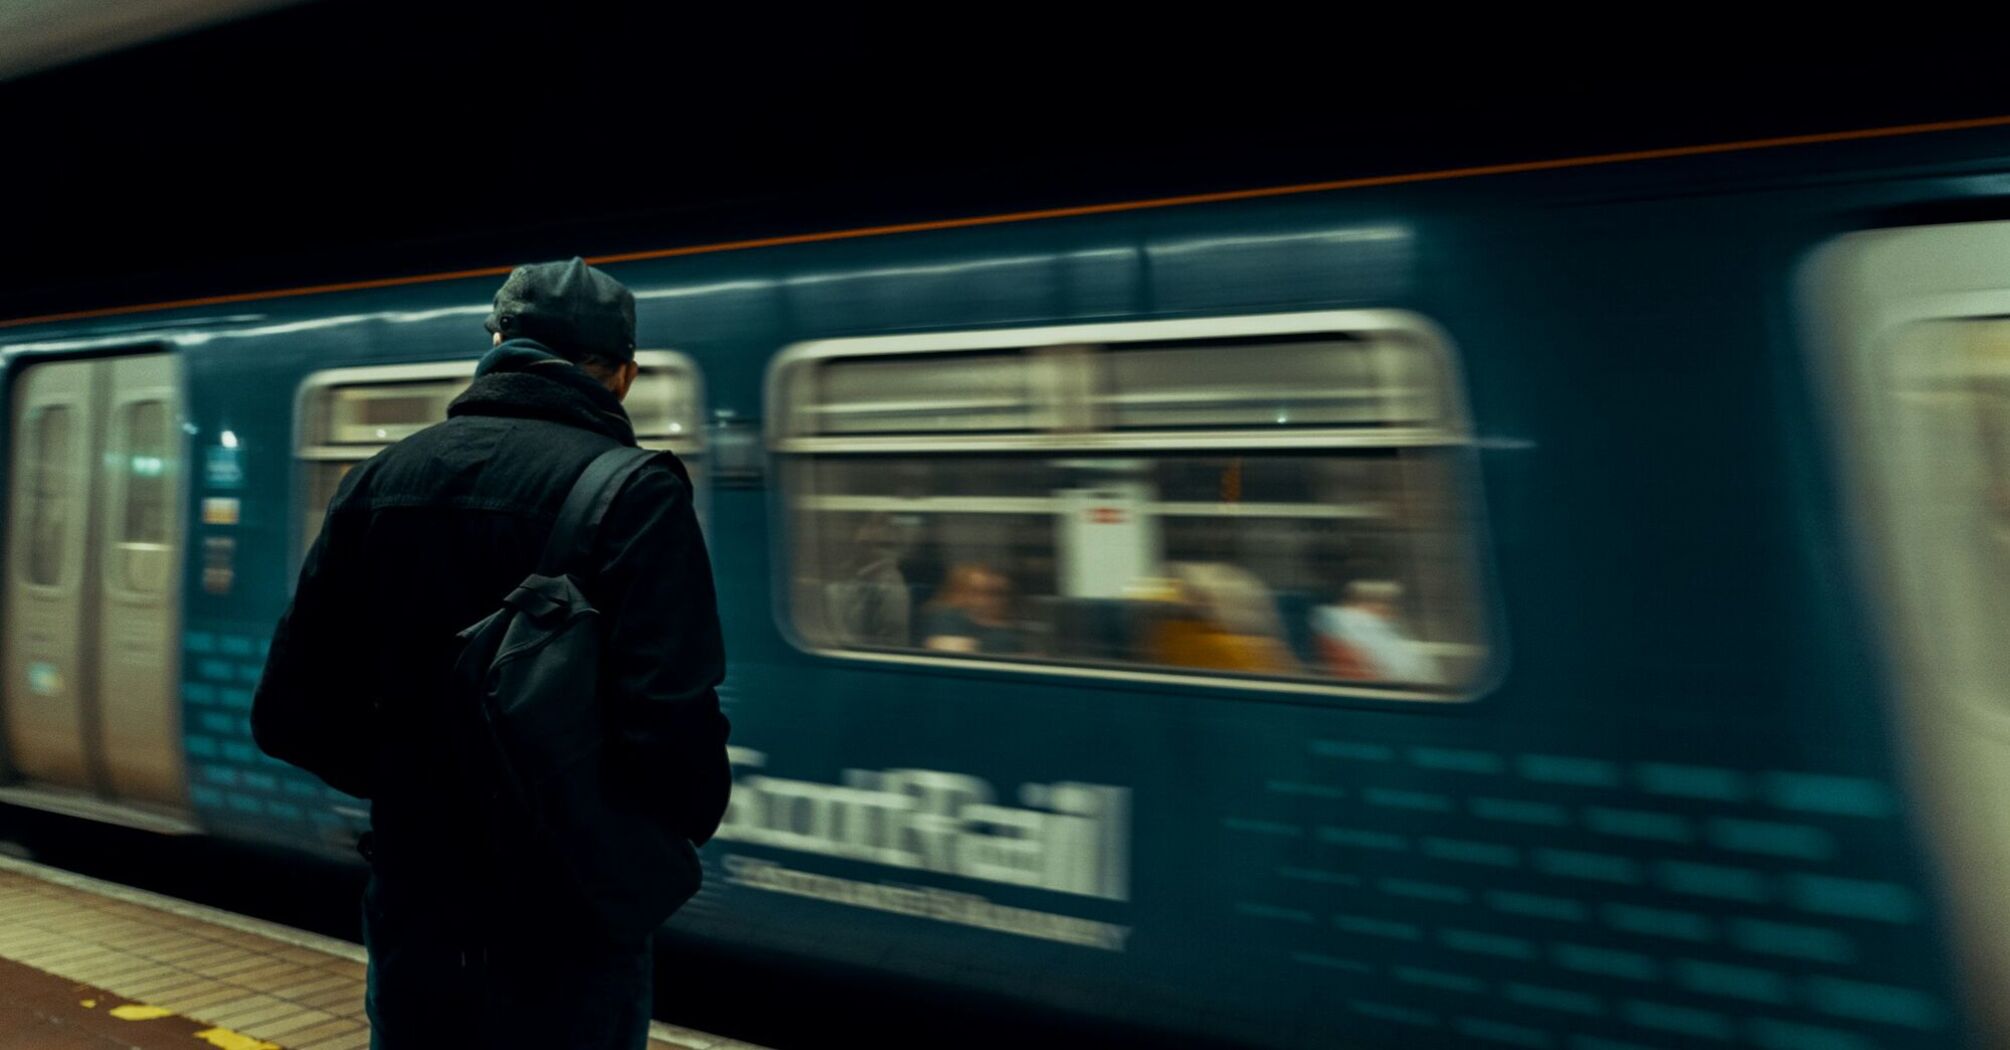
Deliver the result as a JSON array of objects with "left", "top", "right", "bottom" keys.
[{"left": 447, "top": 338, "right": 637, "bottom": 446}]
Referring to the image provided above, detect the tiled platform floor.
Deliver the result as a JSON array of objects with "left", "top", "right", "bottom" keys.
[{"left": 0, "top": 854, "right": 754, "bottom": 1049}]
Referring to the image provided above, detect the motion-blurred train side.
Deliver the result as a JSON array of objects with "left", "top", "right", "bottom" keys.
[{"left": 5, "top": 119, "right": 2010, "bottom": 1048}]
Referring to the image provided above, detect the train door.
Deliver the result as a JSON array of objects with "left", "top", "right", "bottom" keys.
[
  {"left": 1811, "top": 219, "right": 2010, "bottom": 1039},
  {"left": 2, "top": 351, "right": 187, "bottom": 813},
  {"left": 5, "top": 360, "right": 97, "bottom": 788},
  {"left": 98, "top": 355, "right": 185, "bottom": 803}
]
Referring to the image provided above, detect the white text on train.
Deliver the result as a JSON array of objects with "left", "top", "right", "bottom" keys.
[{"left": 715, "top": 748, "right": 1130, "bottom": 901}]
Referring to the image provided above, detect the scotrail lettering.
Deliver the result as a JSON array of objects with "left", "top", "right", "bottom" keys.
[{"left": 715, "top": 748, "right": 1129, "bottom": 901}]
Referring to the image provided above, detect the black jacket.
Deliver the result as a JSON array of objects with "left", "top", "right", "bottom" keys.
[{"left": 253, "top": 340, "right": 730, "bottom": 904}]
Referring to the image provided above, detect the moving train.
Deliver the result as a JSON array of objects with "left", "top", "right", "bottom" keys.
[{"left": 4, "top": 116, "right": 2010, "bottom": 1049}]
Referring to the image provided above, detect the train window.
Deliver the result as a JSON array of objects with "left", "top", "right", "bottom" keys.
[
  {"left": 24, "top": 406, "right": 73, "bottom": 587},
  {"left": 812, "top": 350, "right": 1045, "bottom": 435},
  {"left": 1852, "top": 316, "right": 2010, "bottom": 702},
  {"left": 1100, "top": 337, "right": 1446, "bottom": 431},
  {"left": 113, "top": 400, "right": 173, "bottom": 592},
  {"left": 1810, "top": 223, "right": 2010, "bottom": 726},
  {"left": 770, "top": 311, "right": 1491, "bottom": 699},
  {"left": 119, "top": 402, "right": 170, "bottom": 545},
  {"left": 295, "top": 353, "right": 708, "bottom": 555},
  {"left": 323, "top": 380, "right": 464, "bottom": 445},
  {"left": 624, "top": 363, "right": 705, "bottom": 443},
  {"left": 295, "top": 363, "right": 465, "bottom": 555}
]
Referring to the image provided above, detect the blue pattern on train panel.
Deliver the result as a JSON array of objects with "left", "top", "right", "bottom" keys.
[
  {"left": 181, "top": 621, "right": 363, "bottom": 857},
  {"left": 1215, "top": 737, "right": 1948, "bottom": 1048}
]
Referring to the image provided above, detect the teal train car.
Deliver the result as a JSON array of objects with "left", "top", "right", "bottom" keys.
[{"left": 5, "top": 116, "right": 2010, "bottom": 1048}]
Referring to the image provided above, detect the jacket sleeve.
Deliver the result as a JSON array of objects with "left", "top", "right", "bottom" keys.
[
  {"left": 591, "top": 459, "right": 732, "bottom": 845},
  {"left": 252, "top": 492, "right": 378, "bottom": 799}
]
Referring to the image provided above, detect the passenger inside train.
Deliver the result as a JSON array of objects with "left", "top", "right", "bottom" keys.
[
  {"left": 919, "top": 563, "right": 1022, "bottom": 655},
  {"left": 1311, "top": 578, "right": 1440, "bottom": 684}
]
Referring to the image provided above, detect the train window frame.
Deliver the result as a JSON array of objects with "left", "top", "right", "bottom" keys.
[
  {"left": 765, "top": 308, "right": 1497, "bottom": 703},
  {"left": 291, "top": 351, "right": 709, "bottom": 563}
]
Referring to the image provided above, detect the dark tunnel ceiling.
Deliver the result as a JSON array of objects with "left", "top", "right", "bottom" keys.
[{"left": 0, "top": 8, "right": 2003, "bottom": 321}]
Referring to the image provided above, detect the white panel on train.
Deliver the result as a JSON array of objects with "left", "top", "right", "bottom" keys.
[{"left": 4, "top": 359, "right": 97, "bottom": 788}]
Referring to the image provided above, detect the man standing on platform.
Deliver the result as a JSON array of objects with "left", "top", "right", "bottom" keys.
[{"left": 253, "top": 258, "right": 730, "bottom": 1049}]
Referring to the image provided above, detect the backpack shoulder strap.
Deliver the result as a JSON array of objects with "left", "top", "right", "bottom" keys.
[{"left": 539, "top": 446, "right": 661, "bottom": 577}]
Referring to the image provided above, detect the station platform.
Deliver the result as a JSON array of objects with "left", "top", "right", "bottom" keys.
[{"left": 0, "top": 853, "right": 756, "bottom": 1049}]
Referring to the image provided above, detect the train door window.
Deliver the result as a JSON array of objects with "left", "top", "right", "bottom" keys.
[
  {"left": 769, "top": 311, "right": 1492, "bottom": 699},
  {"left": 112, "top": 400, "right": 172, "bottom": 592},
  {"left": 24, "top": 405, "right": 73, "bottom": 586},
  {"left": 295, "top": 353, "right": 707, "bottom": 555}
]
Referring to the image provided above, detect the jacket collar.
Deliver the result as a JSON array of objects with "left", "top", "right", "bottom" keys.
[{"left": 447, "top": 338, "right": 637, "bottom": 446}]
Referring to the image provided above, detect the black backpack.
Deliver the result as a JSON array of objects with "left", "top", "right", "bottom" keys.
[{"left": 451, "top": 445, "right": 702, "bottom": 942}]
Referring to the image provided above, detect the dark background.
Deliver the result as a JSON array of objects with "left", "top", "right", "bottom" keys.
[
  {"left": 0, "top": 4, "right": 2003, "bottom": 323},
  {"left": 0, "top": 13, "right": 2004, "bottom": 1046}
]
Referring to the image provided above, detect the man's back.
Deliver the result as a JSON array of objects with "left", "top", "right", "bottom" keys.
[
  {"left": 259, "top": 367, "right": 728, "bottom": 883},
  {"left": 253, "top": 260, "right": 729, "bottom": 1049},
  {"left": 374, "top": 416, "right": 665, "bottom": 896}
]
